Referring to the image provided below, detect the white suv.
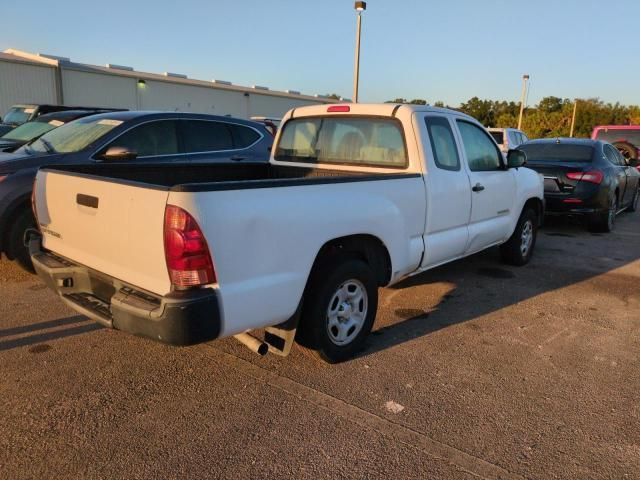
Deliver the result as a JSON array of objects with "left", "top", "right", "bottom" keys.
[{"left": 488, "top": 127, "right": 529, "bottom": 153}]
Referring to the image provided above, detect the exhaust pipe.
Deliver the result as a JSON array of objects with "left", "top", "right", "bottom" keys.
[{"left": 234, "top": 332, "right": 268, "bottom": 356}]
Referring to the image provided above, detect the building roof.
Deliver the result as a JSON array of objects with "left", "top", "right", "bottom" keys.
[{"left": 1, "top": 48, "right": 341, "bottom": 104}]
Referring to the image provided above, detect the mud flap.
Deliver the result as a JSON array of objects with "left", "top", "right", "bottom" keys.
[{"left": 264, "top": 302, "right": 302, "bottom": 357}]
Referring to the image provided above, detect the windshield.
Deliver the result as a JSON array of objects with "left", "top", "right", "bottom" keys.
[
  {"left": 490, "top": 131, "right": 504, "bottom": 144},
  {"left": 519, "top": 143, "right": 594, "bottom": 163},
  {"left": 594, "top": 128, "right": 640, "bottom": 147},
  {"left": 1, "top": 121, "right": 56, "bottom": 141},
  {"left": 25, "top": 117, "right": 123, "bottom": 154},
  {"left": 3, "top": 106, "right": 34, "bottom": 125}
]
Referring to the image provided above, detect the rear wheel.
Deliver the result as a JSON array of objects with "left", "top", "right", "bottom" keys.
[
  {"left": 7, "top": 208, "right": 36, "bottom": 273},
  {"left": 500, "top": 208, "right": 538, "bottom": 266},
  {"left": 298, "top": 257, "right": 378, "bottom": 363},
  {"left": 589, "top": 192, "right": 617, "bottom": 233}
]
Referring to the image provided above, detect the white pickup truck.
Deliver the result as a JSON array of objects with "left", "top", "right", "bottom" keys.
[{"left": 31, "top": 104, "right": 544, "bottom": 362}]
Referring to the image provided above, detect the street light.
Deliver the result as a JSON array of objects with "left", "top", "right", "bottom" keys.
[
  {"left": 353, "top": 1, "right": 366, "bottom": 103},
  {"left": 517, "top": 74, "right": 530, "bottom": 130}
]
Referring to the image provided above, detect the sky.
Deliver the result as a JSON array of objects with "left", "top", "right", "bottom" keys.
[{"left": 1, "top": 0, "right": 638, "bottom": 107}]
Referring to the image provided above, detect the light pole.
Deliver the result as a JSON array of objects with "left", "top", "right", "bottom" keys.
[
  {"left": 569, "top": 99, "right": 578, "bottom": 137},
  {"left": 517, "top": 74, "right": 530, "bottom": 130},
  {"left": 353, "top": 1, "right": 366, "bottom": 103}
]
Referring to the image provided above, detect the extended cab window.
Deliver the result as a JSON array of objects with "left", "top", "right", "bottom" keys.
[
  {"left": 182, "top": 120, "right": 233, "bottom": 153},
  {"left": 457, "top": 121, "right": 503, "bottom": 171},
  {"left": 111, "top": 120, "right": 179, "bottom": 157},
  {"left": 424, "top": 116, "right": 460, "bottom": 171},
  {"left": 275, "top": 117, "right": 407, "bottom": 168}
]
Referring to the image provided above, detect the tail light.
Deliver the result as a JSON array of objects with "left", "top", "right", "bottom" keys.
[
  {"left": 566, "top": 170, "right": 603, "bottom": 184},
  {"left": 164, "top": 205, "right": 215, "bottom": 289}
]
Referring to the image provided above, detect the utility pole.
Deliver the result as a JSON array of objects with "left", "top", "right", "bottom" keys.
[
  {"left": 517, "top": 74, "right": 530, "bottom": 130},
  {"left": 569, "top": 99, "right": 578, "bottom": 137},
  {"left": 353, "top": 2, "right": 366, "bottom": 103}
]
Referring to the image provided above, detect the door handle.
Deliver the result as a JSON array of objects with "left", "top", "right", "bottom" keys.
[{"left": 472, "top": 183, "right": 485, "bottom": 192}]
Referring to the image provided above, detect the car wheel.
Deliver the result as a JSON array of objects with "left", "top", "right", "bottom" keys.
[
  {"left": 627, "top": 186, "right": 639, "bottom": 213},
  {"left": 299, "top": 256, "right": 378, "bottom": 363},
  {"left": 7, "top": 208, "right": 36, "bottom": 273},
  {"left": 590, "top": 192, "right": 617, "bottom": 233},
  {"left": 500, "top": 208, "right": 538, "bottom": 266}
]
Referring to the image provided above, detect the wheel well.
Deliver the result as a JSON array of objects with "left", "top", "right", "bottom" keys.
[
  {"left": 523, "top": 197, "right": 544, "bottom": 226},
  {"left": 312, "top": 234, "right": 392, "bottom": 286},
  {"left": 1, "top": 198, "right": 31, "bottom": 257}
]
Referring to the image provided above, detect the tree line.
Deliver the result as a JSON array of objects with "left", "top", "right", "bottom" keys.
[{"left": 385, "top": 97, "right": 640, "bottom": 139}]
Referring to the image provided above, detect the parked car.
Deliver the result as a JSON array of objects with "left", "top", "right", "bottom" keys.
[
  {"left": 0, "top": 111, "right": 273, "bottom": 272},
  {"left": 30, "top": 103, "right": 544, "bottom": 363},
  {"left": 488, "top": 127, "right": 529, "bottom": 153},
  {"left": 591, "top": 125, "right": 640, "bottom": 168},
  {"left": 0, "top": 104, "right": 122, "bottom": 136},
  {"left": 0, "top": 109, "right": 117, "bottom": 153},
  {"left": 519, "top": 138, "right": 640, "bottom": 232}
]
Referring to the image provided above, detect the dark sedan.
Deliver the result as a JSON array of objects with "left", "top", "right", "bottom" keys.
[
  {"left": 519, "top": 138, "right": 640, "bottom": 232},
  {"left": 0, "top": 109, "right": 116, "bottom": 152},
  {"left": 0, "top": 111, "right": 273, "bottom": 271}
]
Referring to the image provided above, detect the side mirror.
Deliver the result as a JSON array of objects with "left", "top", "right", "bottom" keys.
[
  {"left": 507, "top": 149, "right": 527, "bottom": 168},
  {"left": 100, "top": 146, "right": 137, "bottom": 161}
]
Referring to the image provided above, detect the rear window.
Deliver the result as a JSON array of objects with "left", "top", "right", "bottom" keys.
[
  {"left": 519, "top": 143, "right": 594, "bottom": 163},
  {"left": 275, "top": 117, "right": 407, "bottom": 168},
  {"left": 594, "top": 128, "right": 640, "bottom": 148},
  {"left": 489, "top": 131, "right": 504, "bottom": 144}
]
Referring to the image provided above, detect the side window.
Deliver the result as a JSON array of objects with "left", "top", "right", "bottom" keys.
[
  {"left": 182, "top": 120, "right": 233, "bottom": 153},
  {"left": 424, "top": 116, "right": 460, "bottom": 171},
  {"left": 457, "top": 120, "right": 503, "bottom": 171},
  {"left": 228, "top": 124, "right": 261, "bottom": 149},
  {"left": 508, "top": 131, "right": 519, "bottom": 147},
  {"left": 520, "top": 132, "right": 529, "bottom": 143},
  {"left": 110, "top": 121, "right": 179, "bottom": 157},
  {"left": 604, "top": 145, "right": 622, "bottom": 166}
]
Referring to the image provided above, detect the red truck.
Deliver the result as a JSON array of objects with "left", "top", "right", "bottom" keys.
[{"left": 592, "top": 125, "right": 640, "bottom": 171}]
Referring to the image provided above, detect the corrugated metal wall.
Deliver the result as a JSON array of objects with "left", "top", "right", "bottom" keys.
[
  {"left": 0, "top": 61, "right": 57, "bottom": 116},
  {"left": 62, "top": 70, "right": 137, "bottom": 109},
  {"left": 140, "top": 80, "right": 249, "bottom": 117},
  {"left": 0, "top": 56, "right": 329, "bottom": 120}
]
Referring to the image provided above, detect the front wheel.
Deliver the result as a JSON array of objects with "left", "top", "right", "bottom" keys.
[
  {"left": 500, "top": 208, "right": 538, "bottom": 266},
  {"left": 299, "top": 257, "right": 378, "bottom": 363},
  {"left": 7, "top": 208, "right": 36, "bottom": 273}
]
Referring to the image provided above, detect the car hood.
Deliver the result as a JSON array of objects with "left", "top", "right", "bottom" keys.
[{"left": 0, "top": 151, "right": 66, "bottom": 174}]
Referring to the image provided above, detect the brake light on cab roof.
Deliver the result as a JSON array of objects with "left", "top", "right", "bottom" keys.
[{"left": 327, "top": 105, "right": 351, "bottom": 113}]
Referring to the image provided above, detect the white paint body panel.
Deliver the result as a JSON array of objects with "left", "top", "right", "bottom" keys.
[{"left": 34, "top": 104, "right": 543, "bottom": 339}]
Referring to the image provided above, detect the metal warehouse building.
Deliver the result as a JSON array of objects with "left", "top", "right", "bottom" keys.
[{"left": 0, "top": 48, "right": 338, "bottom": 119}]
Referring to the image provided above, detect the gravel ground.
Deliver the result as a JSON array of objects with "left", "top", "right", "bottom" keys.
[{"left": 0, "top": 213, "right": 638, "bottom": 479}]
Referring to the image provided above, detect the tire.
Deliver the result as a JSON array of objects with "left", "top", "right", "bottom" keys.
[
  {"left": 589, "top": 191, "right": 617, "bottom": 233},
  {"left": 626, "top": 185, "right": 639, "bottom": 213},
  {"left": 298, "top": 257, "right": 378, "bottom": 363},
  {"left": 500, "top": 208, "right": 538, "bottom": 266},
  {"left": 7, "top": 208, "right": 36, "bottom": 273}
]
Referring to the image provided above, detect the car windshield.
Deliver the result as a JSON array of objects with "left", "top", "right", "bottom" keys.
[
  {"left": 3, "top": 106, "right": 33, "bottom": 125},
  {"left": 1, "top": 121, "right": 56, "bottom": 141},
  {"left": 24, "top": 117, "right": 123, "bottom": 154},
  {"left": 594, "top": 129, "right": 640, "bottom": 147},
  {"left": 519, "top": 143, "right": 594, "bottom": 163},
  {"left": 489, "top": 131, "right": 504, "bottom": 144}
]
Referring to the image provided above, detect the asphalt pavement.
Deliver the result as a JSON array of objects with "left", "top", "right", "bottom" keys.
[{"left": 1, "top": 213, "right": 639, "bottom": 479}]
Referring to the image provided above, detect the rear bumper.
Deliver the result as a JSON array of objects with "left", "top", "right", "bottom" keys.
[
  {"left": 30, "top": 237, "right": 221, "bottom": 346},
  {"left": 543, "top": 192, "right": 607, "bottom": 216}
]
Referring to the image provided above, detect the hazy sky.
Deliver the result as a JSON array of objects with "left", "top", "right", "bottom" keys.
[{"left": 2, "top": 0, "right": 638, "bottom": 106}]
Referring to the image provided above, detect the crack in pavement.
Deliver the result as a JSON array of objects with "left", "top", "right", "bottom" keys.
[{"left": 206, "top": 346, "right": 526, "bottom": 480}]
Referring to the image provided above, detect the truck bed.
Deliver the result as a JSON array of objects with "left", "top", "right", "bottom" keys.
[{"left": 42, "top": 162, "right": 413, "bottom": 192}]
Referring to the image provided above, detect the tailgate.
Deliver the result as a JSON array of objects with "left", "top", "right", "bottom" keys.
[{"left": 34, "top": 170, "right": 172, "bottom": 295}]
